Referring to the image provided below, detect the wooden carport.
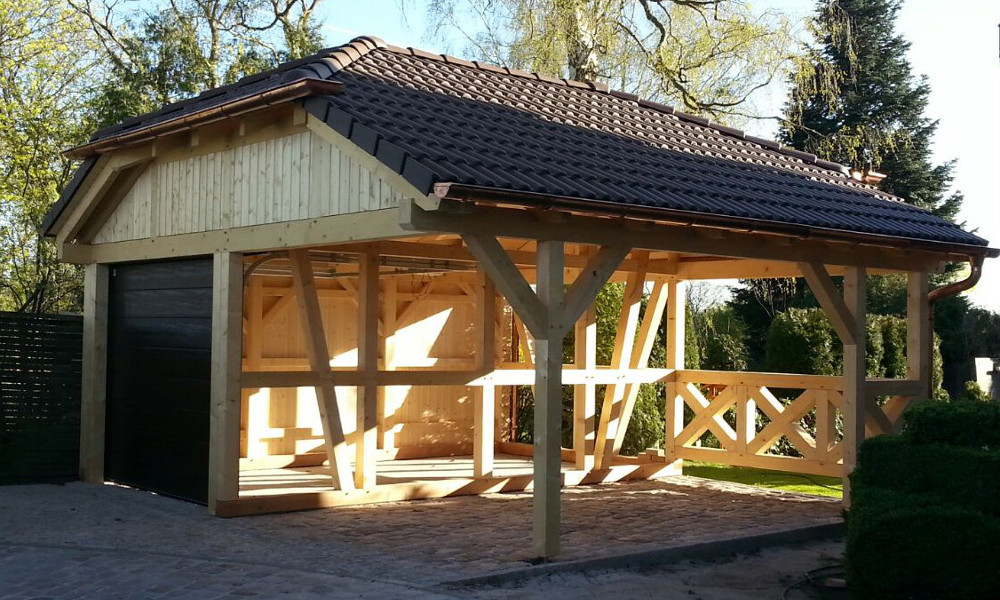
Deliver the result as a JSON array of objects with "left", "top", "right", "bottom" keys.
[{"left": 44, "top": 36, "right": 995, "bottom": 558}]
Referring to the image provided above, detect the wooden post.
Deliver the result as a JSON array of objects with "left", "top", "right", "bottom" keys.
[
  {"left": 842, "top": 266, "right": 867, "bottom": 505},
  {"left": 573, "top": 305, "right": 596, "bottom": 471},
  {"left": 80, "top": 263, "right": 109, "bottom": 484},
  {"left": 288, "top": 249, "right": 354, "bottom": 491},
  {"left": 208, "top": 252, "right": 243, "bottom": 513},
  {"left": 356, "top": 250, "right": 380, "bottom": 489},
  {"left": 474, "top": 268, "right": 497, "bottom": 477},
  {"left": 663, "top": 279, "right": 685, "bottom": 464},
  {"left": 380, "top": 278, "right": 398, "bottom": 449},
  {"left": 594, "top": 259, "right": 647, "bottom": 468},
  {"left": 907, "top": 271, "right": 931, "bottom": 403},
  {"left": 534, "top": 239, "right": 564, "bottom": 558}
]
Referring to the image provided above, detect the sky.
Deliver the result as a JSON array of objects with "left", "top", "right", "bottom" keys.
[{"left": 317, "top": 0, "right": 1000, "bottom": 311}]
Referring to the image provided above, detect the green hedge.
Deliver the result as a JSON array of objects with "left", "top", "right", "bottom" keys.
[
  {"left": 904, "top": 400, "right": 1000, "bottom": 450},
  {"left": 846, "top": 487, "right": 1000, "bottom": 600},
  {"left": 853, "top": 435, "right": 1000, "bottom": 517}
]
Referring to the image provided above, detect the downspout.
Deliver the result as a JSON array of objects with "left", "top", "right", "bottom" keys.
[{"left": 926, "top": 255, "right": 986, "bottom": 398}]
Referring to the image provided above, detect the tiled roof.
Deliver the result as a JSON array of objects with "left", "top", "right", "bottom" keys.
[{"left": 52, "top": 36, "right": 989, "bottom": 249}]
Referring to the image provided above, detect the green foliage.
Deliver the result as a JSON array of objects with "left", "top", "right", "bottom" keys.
[
  {"left": 846, "top": 486, "right": 1000, "bottom": 600},
  {"left": 904, "top": 399, "right": 1000, "bottom": 449},
  {"left": 782, "top": 0, "right": 962, "bottom": 223},
  {"left": 0, "top": 0, "right": 96, "bottom": 312},
  {"left": 847, "top": 402, "right": 1000, "bottom": 599},
  {"left": 420, "top": 0, "right": 794, "bottom": 119},
  {"left": 694, "top": 305, "right": 748, "bottom": 371},
  {"left": 764, "top": 308, "right": 838, "bottom": 375}
]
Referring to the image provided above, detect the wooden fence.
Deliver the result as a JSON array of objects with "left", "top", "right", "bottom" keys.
[{"left": 0, "top": 312, "right": 83, "bottom": 484}]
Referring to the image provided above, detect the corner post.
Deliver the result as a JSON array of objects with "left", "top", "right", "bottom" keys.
[
  {"left": 356, "top": 250, "right": 380, "bottom": 489},
  {"left": 573, "top": 304, "right": 596, "bottom": 471},
  {"left": 208, "top": 251, "right": 244, "bottom": 513},
  {"left": 842, "top": 266, "right": 867, "bottom": 505},
  {"left": 474, "top": 267, "right": 497, "bottom": 477},
  {"left": 534, "top": 240, "right": 565, "bottom": 559},
  {"left": 907, "top": 271, "right": 931, "bottom": 402},
  {"left": 80, "top": 263, "right": 109, "bottom": 484},
  {"left": 663, "top": 279, "right": 686, "bottom": 465}
]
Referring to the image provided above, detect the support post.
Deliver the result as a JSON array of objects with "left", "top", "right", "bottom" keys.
[
  {"left": 534, "top": 240, "right": 565, "bottom": 558},
  {"left": 663, "top": 279, "right": 686, "bottom": 464},
  {"left": 474, "top": 268, "right": 497, "bottom": 477},
  {"left": 842, "top": 266, "right": 867, "bottom": 505},
  {"left": 208, "top": 252, "right": 243, "bottom": 513},
  {"left": 907, "top": 271, "right": 931, "bottom": 403},
  {"left": 356, "top": 250, "right": 380, "bottom": 489},
  {"left": 80, "top": 263, "right": 109, "bottom": 484},
  {"left": 289, "top": 249, "right": 354, "bottom": 491},
  {"left": 573, "top": 305, "right": 596, "bottom": 471}
]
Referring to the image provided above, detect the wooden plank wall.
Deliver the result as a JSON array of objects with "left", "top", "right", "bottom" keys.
[
  {"left": 93, "top": 131, "right": 404, "bottom": 244},
  {"left": 242, "top": 273, "right": 506, "bottom": 461}
]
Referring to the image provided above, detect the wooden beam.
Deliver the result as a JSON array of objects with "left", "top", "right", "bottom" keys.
[
  {"left": 799, "top": 261, "right": 857, "bottom": 345},
  {"left": 208, "top": 252, "right": 244, "bottom": 513},
  {"left": 400, "top": 200, "right": 955, "bottom": 272},
  {"left": 907, "top": 271, "right": 931, "bottom": 406},
  {"left": 554, "top": 244, "right": 630, "bottom": 334},
  {"left": 842, "top": 266, "right": 867, "bottom": 506},
  {"left": 533, "top": 239, "right": 565, "bottom": 559},
  {"left": 594, "top": 257, "right": 648, "bottom": 467},
  {"left": 79, "top": 263, "right": 109, "bottom": 484},
  {"left": 355, "top": 250, "right": 380, "bottom": 489},
  {"left": 474, "top": 268, "right": 497, "bottom": 477},
  {"left": 62, "top": 208, "right": 412, "bottom": 264},
  {"left": 462, "top": 233, "right": 547, "bottom": 336},
  {"left": 664, "top": 280, "right": 686, "bottom": 464},
  {"left": 288, "top": 249, "right": 354, "bottom": 491},
  {"left": 573, "top": 304, "right": 597, "bottom": 471},
  {"left": 608, "top": 279, "right": 670, "bottom": 458}
]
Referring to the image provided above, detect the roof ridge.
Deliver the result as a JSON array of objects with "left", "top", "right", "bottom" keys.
[{"left": 357, "top": 37, "right": 853, "bottom": 179}]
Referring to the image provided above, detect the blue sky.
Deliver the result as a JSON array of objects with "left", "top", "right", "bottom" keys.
[{"left": 317, "top": 1, "right": 1000, "bottom": 311}]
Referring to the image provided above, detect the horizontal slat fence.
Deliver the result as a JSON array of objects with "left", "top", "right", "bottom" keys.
[{"left": 0, "top": 312, "right": 82, "bottom": 484}]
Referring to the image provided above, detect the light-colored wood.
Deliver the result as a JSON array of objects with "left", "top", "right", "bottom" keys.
[
  {"left": 907, "top": 271, "right": 932, "bottom": 406},
  {"left": 355, "top": 250, "right": 380, "bottom": 488},
  {"left": 474, "top": 269, "right": 497, "bottom": 477},
  {"left": 400, "top": 200, "right": 956, "bottom": 273},
  {"left": 209, "top": 252, "right": 244, "bottom": 513},
  {"left": 79, "top": 263, "right": 110, "bottom": 484},
  {"left": 573, "top": 304, "right": 597, "bottom": 471},
  {"left": 63, "top": 209, "right": 413, "bottom": 264},
  {"left": 288, "top": 249, "right": 355, "bottom": 491},
  {"left": 608, "top": 279, "right": 670, "bottom": 458},
  {"left": 463, "top": 233, "right": 547, "bottom": 337},
  {"left": 553, "top": 244, "right": 630, "bottom": 334},
  {"left": 841, "top": 266, "right": 867, "bottom": 505},
  {"left": 663, "top": 279, "right": 686, "bottom": 464},
  {"left": 534, "top": 239, "right": 564, "bottom": 558},
  {"left": 800, "top": 261, "right": 857, "bottom": 345},
  {"left": 594, "top": 257, "right": 648, "bottom": 467}
]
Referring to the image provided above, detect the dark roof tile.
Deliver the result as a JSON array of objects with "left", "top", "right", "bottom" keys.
[{"left": 51, "top": 36, "right": 989, "bottom": 249}]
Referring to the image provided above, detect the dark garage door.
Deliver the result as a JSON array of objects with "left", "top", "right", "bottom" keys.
[{"left": 105, "top": 257, "right": 214, "bottom": 503}]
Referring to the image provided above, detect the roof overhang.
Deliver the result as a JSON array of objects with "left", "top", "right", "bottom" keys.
[
  {"left": 431, "top": 183, "right": 1000, "bottom": 263},
  {"left": 64, "top": 78, "right": 342, "bottom": 160}
]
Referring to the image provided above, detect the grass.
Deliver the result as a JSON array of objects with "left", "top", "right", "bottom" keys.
[{"left": 682, "top": 461, "right": 844, "bottom": 498}]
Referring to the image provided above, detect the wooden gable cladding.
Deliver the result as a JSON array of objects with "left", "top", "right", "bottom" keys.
[{"left": 85, "top": 115, "right": 418, "bottom": 247}]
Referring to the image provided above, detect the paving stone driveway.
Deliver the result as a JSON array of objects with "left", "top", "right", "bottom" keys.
[{"left": 0, "top": 477, "right": 840, "bottom": 598}]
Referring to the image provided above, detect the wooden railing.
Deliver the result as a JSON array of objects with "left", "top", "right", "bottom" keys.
[{"left": 665, "top": 370, "right": 920, "bottom": 478}]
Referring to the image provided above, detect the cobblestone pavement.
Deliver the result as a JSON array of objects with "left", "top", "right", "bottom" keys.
[{"left": 0, "top": 477, "right": 840, "bottom": 598}]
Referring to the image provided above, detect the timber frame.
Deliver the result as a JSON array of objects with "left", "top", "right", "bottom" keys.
[{"left": 52, "top": 93, "right": 994, "bottom": 559}]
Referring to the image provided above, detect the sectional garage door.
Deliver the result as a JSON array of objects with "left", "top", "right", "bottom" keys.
[{"left": 105, "top": 258, "right": 214, "bottom": 503}]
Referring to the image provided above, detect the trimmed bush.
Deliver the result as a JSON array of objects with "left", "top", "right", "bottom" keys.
[
  {"left": 846, "top": 486, "right": 1000, "bottom": 600},
  {"left": 853, "top": 436, "right": 1000, "bottom": 517},
  {"left": 904, "top": 400, "right": 1000, "bottom": 450}
]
